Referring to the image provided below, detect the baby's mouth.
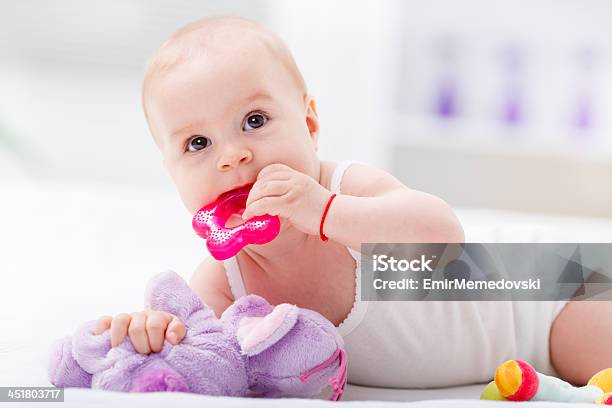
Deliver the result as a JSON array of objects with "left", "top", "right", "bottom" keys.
[
  {"left": 214, "top": 181, "right": 255, "bottom": 203},
  {"left": 203, "top": 182, "right": 253, "bottom": 227},
  {"left": 229, "top": 181, "right": 255, "bottom": 194}
]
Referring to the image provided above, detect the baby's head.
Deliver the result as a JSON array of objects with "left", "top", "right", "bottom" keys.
[{"left": 142, "top": 16, "right": 321, "bottom": 215}]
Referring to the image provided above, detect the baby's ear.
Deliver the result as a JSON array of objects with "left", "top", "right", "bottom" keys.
[
  {"left": 305, "top": 94, "right": 318, "bottom": 117},
  {"left": 304, "top": 94, "right": 319, "bottom": 146}
]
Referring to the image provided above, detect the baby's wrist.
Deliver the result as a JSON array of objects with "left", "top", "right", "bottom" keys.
[{"left": 319, "top": 192, "right": 337, "bottom": 242}]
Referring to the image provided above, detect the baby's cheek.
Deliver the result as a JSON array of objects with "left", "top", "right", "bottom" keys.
[
  {"left": 182, "top": 190, "right": 207, "bottom": 216},
  {"left": 179, "top": 182, "right": 209, "bottom": 213}
]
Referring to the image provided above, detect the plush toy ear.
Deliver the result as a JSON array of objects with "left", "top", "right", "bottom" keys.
[
  {"left": 236, "top": 303, "right": 299, "bottom": 356},
  {"left": 144, "top": 270, "right": 212, "bottom": 323}
]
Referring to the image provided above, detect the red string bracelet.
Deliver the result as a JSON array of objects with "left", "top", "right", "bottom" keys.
[{"left": 319, "top": 193, "right": 337, "bottom": 242}]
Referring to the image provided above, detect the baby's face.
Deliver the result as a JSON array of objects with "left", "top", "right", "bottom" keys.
[{"left": 146, "top": 43, "right": 319, "bottom": 215}]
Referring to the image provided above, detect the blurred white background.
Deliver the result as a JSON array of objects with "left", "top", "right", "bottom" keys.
[
  {"left": 1, "top": 0, "right": 612, "bottom": 387},
  {"left": 1, "top": 0, "right": 612, "bottom": 214}
]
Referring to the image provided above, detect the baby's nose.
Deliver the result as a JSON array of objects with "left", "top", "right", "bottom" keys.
[{"left": 217, "top": 148, "right": 253, "bottom": 171}]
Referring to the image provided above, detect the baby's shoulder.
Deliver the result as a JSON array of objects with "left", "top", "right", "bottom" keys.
[{"left": 335, "top": 161, "right": 407, "bottom": 198}]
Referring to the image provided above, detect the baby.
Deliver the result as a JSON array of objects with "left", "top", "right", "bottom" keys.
[{"left": 94, "top": 16, "right": 611, "bottom": 388}]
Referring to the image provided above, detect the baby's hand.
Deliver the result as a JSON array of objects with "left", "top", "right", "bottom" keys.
[
  {"left": 93, "top": 310, "right": 186, "bottom": 354},
  {"left": 241, "top": 163, "right": 332, "bottom": 236}
]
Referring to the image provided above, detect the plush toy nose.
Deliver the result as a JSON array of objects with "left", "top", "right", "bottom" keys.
[{"left": 130, "top": 359, "right": 189, "bottom": 392}]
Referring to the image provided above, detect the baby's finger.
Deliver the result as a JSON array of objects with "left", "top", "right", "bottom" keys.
[
  {"left": 110, "top": 313, "right": 132, "bottom": 348},
  {"left": 256, "top": 164, "right": 293, "bottom": 181},
  {"left": 94, "top": 315, "right": 112, "bottom": 335},
  {"left": 166, "top": 316, "right": 186, "bottom": 345},
  {"left": 242, "top": 196, "right": 281, "bottom": 220},
  {"left": 245, "top": 179, "right": 290, "bottom": 209},
  {"left": 129, "top": 311, "right": 151, "bottom": 354},
  {"left": 146, "top": 311, "right": 172, "bottom": 352}
]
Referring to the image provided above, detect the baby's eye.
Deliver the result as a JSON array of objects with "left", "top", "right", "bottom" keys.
[
  {"left": 242, "top": 112, "right": 268, "bottom": 131},
  {"left": 186, "top": 135, "right": 211, "bottom": 152}
]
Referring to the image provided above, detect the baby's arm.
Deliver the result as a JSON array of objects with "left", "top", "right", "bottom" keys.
[
  {"left": 188, "top": 256, "right": 235, "bottom": 319},
  {"left": 324, "top": 163, "right": 464, "bottom": 252}
]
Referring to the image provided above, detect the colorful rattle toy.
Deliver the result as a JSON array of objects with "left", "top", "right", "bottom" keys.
[
  {"left": 192, "top": 183, "right": 281, "bottom": 260},
  {"left": 481, "top": 359, "right": 612, "bottom": 404}
]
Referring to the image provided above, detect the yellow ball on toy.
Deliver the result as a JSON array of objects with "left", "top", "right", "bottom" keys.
[
  {"left": 589, "top": 368, "right": 612, "bottom": 393},
  {"left": 480, "top": 380, "right": 507, "bottom": 401}
]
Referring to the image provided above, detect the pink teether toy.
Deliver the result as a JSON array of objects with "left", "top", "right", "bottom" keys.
[{"left": 192, "top": 183, "right": 280, "bottom": 260}]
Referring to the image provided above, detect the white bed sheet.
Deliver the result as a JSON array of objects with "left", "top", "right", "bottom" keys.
[
  {"left": 56, "top": 386, "right": 569, "bottom": 407},
  {"left": 2, "top": 176, "right": 612, "bottom": 407}
]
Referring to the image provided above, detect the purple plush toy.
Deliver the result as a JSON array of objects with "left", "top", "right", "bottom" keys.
[{"left": 47, "top": 270, "right": 347, "bottom": 400}]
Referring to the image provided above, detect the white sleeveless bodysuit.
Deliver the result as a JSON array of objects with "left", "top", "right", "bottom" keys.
[{"left": 222, "top": 160, "right": 569, "bottom": 388}]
